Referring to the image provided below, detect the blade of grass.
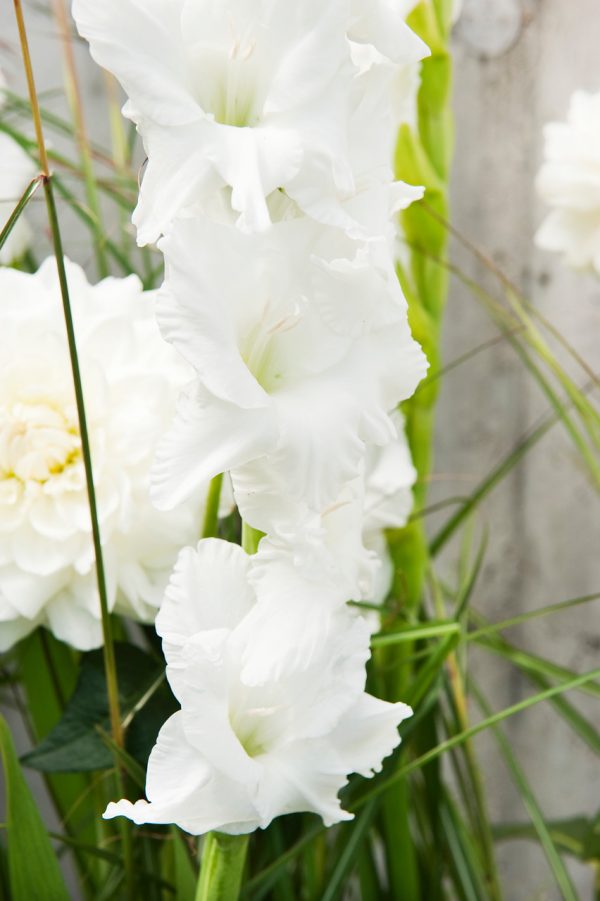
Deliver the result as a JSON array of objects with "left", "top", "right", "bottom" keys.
[
  {"left": 468, "top": 592, "right": 600, "bottom": 641},
  {"left": 356, "top": 665, "right": 600, "bottom": 810},
  {"left": 320, "top": 801, "right": 378, "bottom": 901},
  {"left": 371, "top": 620, "right": 460, "bottom": 647},
  {"left": 0, "top": 173, "right": 43, "bottom": 253},
  {"left": 475, "top": 634, "right": 600, "bottom": 701},
  {"left": 440, "top": 791, "right": 489, "bottom": 901},
  {"left": 430, "top": 410, "right": 558, "bottom": 555},
  {"left": 473, "top": 685, "right": 578, "bottom": 900}
]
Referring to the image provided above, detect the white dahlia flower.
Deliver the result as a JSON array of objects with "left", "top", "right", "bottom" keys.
[
  {"left": 0, "top": 259, "right": 199, "bottom": 651},
  {"left": 104, "top": 539, "right": 411, "bottom": 834},
  {"left": 0, "top": 133, "right": 36, "bottom": 265},
  {"left": 151, "top": 215, "right": 427, "bottom": 515},
  {"left": 73, "top": 0, "right": 356, "bottom": 242},
  {"left": 536, "top": 90, "right": 600, "bottom": 275}
]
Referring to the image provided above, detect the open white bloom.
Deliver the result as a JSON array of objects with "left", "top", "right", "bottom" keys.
[
  {"left": 73, "top": 0, "right": 358, "bottom": 242},
  {"left": 104, "top": 539, "right": 411, "bottom": 834},
  {"left": 152, "top": 215, "right": 427, "bottom": 515},
  {"left": 536, "top": 90, "right": 600, "bottom": 275},
  {"left": 0, "top": 259, "right": 200, "bottom": 651},
  {"left": 0, "top": 133, "right": 36, "bottom": 265}
]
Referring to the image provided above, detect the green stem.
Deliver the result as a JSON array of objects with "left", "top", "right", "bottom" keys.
[
  {"left": 202, "top": 473, "right": 224, "bottom": 538},
  {"left": 43, "top": 179, "right": 123, "bottom": 749},
  {"left": 241, "top": 522, "right": 263, "bottom": 556},
  {"left": 12, "top": 0, "right": 123, "bottom": 753},
  {"left": 196, "top": 833, "right": 249, "bottom": 901}
]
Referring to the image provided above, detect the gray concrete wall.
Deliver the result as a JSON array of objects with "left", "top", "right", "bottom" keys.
[{"left": 0, "top": 1, "right": 599, "bottom": 898}]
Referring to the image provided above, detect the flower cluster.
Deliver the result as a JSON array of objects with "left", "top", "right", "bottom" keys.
[
  {"left": 74, "top": 0, "right": 429, "bottom": 831},
  {"left": 536, "top": 89, "right": 600, "bottom": 276}
]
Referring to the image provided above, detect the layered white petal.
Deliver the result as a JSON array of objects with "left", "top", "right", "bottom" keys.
[
  {"left": 105, "top": 540, "right": 408, "bottom": 834},
  {"left": 153, "top": 215, "right": 426, "bottom": 512},
  {"left": 73, "top": 0, "right": 357, "bottom": 243}
]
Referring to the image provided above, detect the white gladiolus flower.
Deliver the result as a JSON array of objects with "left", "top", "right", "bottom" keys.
[
  {"left": 151, "top": 215, "right": 427, "bottom": 515},
  {"left": 0, "top": 259, "right": 201, "bottom": 651},
  {"left": 232, "top": 411, "right": 416, "bottom": 607},
  {"left": 536, "top": 90, "right": 600, "bottom": 275},
  {"left": 104, "top": 539, "right": 412, "bottom": 834},
  {"left": 72, "top": 0, "right": 358, "bottom": 242},
  {"left": 0, "top": 133, "right": 36, "bottom": 265}
]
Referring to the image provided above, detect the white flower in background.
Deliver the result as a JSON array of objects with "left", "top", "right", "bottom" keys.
[
  {"left": 0, "top": 259, "right": 201, "bottom": 652},
  {"left": 0, "top": 132, "right": 36, "bottom": 265},
  {"left": 104, "top": 539, "right": 412, "bottom": 834},
  {"left": 73, "top": 0, "right": 356, "bottom": 242},
  {"left": 151, "top": 215, "right": 426, "bottom": 515},
  {"left": 536, "top": 90, "right": 600, "bottom": 275}
]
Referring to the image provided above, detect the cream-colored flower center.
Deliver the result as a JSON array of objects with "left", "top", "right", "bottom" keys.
[
  {"left": 240, "top": 298, "right": 300, "bottom": 392},
  {"left": 230, "top": 703, "right": 279, "bottom": 759},
  {"left": 0, "top": 399, "right": 81, "bottom": 485},
  {"left": 190, "top": 23, "right": 266, "bottom": 128}
]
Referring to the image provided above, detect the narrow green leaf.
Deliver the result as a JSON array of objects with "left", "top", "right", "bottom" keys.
[
  {"left": 0, "top": 174, "right": 43, "bottom": 254},
  {"left": 440, "top": 792, "right": 488, "bottom": 901},
  {"left": 407, "top": 633, "right": 460, "bottom": 707},
  {"left": 430, "top": 412, "right": 557, "bottom": 555},
  {"left": 171, "top": 828, "right": 198, "bottom": 901},
  {"left": 476, "top": 636, "right": 600, "bottom": 701},
  {"left": 320, "top": 802, "right": 378, "bottom": 901},
  {"left": 356, "top": 666, "right": 600, "bottom": 809},
  {"left": 474, "top": 687, "right": 578, "bottom": 900},
  {"left": 467, "top": 592, "right": 600, "bottom": 641},
  {"left": 371, "top": 620, "right": 460, "bottom": 647},
  {"left": 493, "top": 814, "right": 600, "bottom": 862},
  {"left": 0, "top": 714, "right": 70, "bottom": 901}
]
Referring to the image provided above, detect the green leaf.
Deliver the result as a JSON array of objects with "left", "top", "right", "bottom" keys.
[
  {"left": 474, "top": 687, "right": 578, "bottom": 901},
  {"left": 22, "top": 642, "right": 176, "bottom": 773},
  {"left": 493, "top": 814, "right": 600, "bottom": 863},
  {"left": 171, "top": 828, "right": 198, "bottom": 901},
  {"left": 320, "top": 802, "right": 378, "bottom": 901},
  {"left": 0, "top": 714, "right": 70, "bottom": 901},
  {"left": 0, "top": 175, "right": 43, "bottom": 256}
]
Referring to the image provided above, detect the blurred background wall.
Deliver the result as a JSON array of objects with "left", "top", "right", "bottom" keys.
[{"left": 0, "top": 1, "right": 599, "bottom": 897}]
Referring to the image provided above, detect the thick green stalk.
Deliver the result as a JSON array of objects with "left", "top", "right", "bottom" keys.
[
  {"left": 196, "top": 833, "right": 249, "bottom": 901},
  {"left": 202, "top": 473, "right": 224, "bottom": 538},
  {"left": 390, "top": 0, "right": 454, "bottom": 611},
  {"left": 380, "top": 5, "right": 455, "bottom": 897}
]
